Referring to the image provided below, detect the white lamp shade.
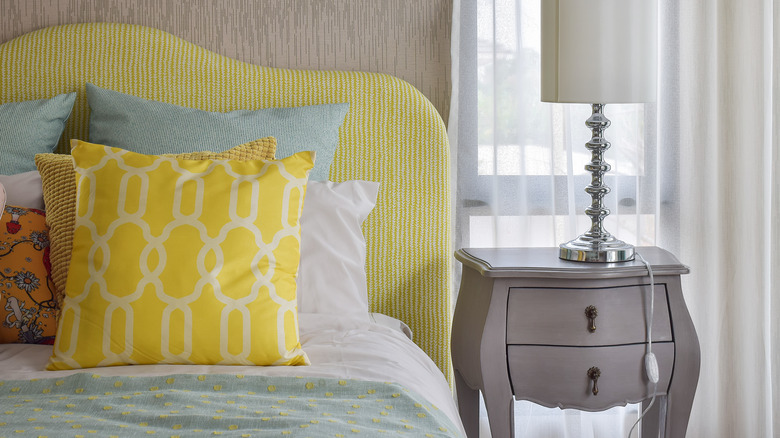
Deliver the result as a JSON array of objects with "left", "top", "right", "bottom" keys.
[{"left": 541, "top": 0, "right": 658, "bottom": 103}]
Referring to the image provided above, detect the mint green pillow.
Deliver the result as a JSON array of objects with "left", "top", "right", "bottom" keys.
[
  {"left": 86, "top": 83, "right": 348, "bottom": 181},
  {"left": 0, "top": 93, "right": 76, "bottom": 174}
]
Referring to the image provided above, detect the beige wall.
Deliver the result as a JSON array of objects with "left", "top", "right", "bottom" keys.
[{"left": 0, "top": 0, "right": 452, "bottom": 122}]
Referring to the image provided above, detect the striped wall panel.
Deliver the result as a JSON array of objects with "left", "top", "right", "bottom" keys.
[{"left": 0, "top": 0, "right": 452, "bottom": 124}]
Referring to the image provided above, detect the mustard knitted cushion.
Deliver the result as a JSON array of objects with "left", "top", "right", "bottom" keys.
[{"left": 35, "top": 137, "right": 277, "bottom": 315}]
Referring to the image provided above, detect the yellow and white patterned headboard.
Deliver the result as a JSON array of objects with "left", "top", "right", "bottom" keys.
[{"left": 0, "top": 23, "right": 452, "bottom": 375}]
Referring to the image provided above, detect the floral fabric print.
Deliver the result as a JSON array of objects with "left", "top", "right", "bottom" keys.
[{"left": 0, "top": 205, "right": 56, "bottom": 344}]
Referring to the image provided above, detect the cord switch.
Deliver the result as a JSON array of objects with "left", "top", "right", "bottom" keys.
[{"left": 645, "top": 352, "right": 659, "bottom": 383}]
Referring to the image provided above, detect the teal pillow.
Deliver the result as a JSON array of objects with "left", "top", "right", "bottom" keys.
[
  {"left": 0, "top": 93, "right": 77, "bottom": 174},
  {"left": 86, "top": 83, "right": 348, "bottom": 181}
]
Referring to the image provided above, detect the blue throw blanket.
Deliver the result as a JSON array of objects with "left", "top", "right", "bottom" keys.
[{"left": 0, "top": 373, "right": 461, "bottom": 437}]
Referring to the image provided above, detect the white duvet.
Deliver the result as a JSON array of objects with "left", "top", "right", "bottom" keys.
[{"left": 0, "top": 312, "right": 464, "bottom": 435}]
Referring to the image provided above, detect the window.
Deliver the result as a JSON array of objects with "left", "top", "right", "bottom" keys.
[{"left": 459, "top": 0, "right": 658, "bottom": 250}]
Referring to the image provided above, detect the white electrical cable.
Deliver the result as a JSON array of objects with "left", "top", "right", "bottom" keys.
[{"left": 628, "top": 252, "right": 658, "bottom": 438}]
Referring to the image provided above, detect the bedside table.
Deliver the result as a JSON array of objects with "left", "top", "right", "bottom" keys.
[{"left": 451, "top": 247, "right": 700, "bottom": 438}]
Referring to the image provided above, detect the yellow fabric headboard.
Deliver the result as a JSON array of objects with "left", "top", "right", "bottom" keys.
[{"left": 0, "top": 23, "right": 452, "bottom": 376}]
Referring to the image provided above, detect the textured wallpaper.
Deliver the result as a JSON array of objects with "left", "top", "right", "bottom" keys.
[{"left": 0, "top": 0, "right": 452, "bottom": 121}]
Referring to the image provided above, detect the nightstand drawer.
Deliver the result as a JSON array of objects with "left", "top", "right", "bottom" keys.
[
  {"left": 506, "top": 285, "right": 672, "bottom": 346},
  {"left": 507, "top": 343, "right": 674, "bottom": 410}
]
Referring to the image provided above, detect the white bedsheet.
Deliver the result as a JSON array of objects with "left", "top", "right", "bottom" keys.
[{"left": 0, "top": 312, "right": 464, "bottom": 435}]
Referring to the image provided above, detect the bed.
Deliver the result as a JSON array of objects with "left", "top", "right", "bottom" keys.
[{"left": 0, "top": 23, "right": 460, "bottom": 436}]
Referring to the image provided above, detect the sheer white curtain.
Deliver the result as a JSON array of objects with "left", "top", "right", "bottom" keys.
[
  {"left": 678, "top": 0, "right": 778, "bottom": 436},
  {"left": 449, "top": 0, "right": 778, "bottom": 437}
]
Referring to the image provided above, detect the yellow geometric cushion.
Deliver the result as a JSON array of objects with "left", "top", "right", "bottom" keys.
[
  {"left": 47, "top": 140, "right": 310, "bottom": 370},
  {"left": 35, "top": 137, "right": 277, "bottom": 318}
]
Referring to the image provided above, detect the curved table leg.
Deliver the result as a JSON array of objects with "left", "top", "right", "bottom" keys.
[
  {"left": 640, "top": 394, "right": 665, "bottom": 438},
  {"left": 666, "top": 387, "right": 697, "bottom": 437},
  {"left": 664, "top": 280, "right": 701, "bottom": 438},
  {"left": 455, "top": 368, "right": 480, "bottom": 438},
  {"left": 483, "top": 383, "right": 514, "bottom": 438}
]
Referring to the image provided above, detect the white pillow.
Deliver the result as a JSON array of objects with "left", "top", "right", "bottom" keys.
[
  {"left": 0, "top": 170, "right": 44, "bottom": 210},
  {"left": 0, "top": 181, "right": 5, "bottom": 212},
  {"left": 297, "top": 180, "right": 380, "bottom": 318},
  {"left": 370, "top": 312, "right": 413, "bottom": 340}
]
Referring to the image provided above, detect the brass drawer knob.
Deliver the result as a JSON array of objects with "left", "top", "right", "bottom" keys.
[
  {"left": 587, "top": 366, "right": 601, "bottom": 395},
  {"left": 585, "top": 305, "right": 598, "bottom": 332}
]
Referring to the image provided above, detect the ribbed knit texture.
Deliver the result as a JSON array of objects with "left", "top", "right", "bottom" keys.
[
  {"left": 34, "top": 153, "right": 77, "bottom": 312},
  {"left": 3, "top": 23, "right": 452, "bottom": 377}
]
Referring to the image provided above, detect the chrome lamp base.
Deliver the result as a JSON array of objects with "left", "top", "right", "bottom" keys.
[
  {"left": 559, "top": 235, "right": 635, "bottom": 263},
  {"left": 560, "top": 103, "right": 635, "bottom": 263}
]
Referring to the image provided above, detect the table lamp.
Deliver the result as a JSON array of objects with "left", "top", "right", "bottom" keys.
[{"left": 541, "top": 0, "right": 657, "bottom": 262}]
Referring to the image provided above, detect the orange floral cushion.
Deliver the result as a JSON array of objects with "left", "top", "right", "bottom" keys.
[{"left": 0, "top": 205, "right": 57, "bottom": 344}]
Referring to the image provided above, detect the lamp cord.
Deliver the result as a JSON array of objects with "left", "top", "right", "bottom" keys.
[{"left": 627, "top": 252, "right": 658, "bottom": 438}]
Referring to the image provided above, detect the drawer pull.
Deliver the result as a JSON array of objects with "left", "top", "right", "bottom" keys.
[
  {"left": 585, "top": 305, "right": 598, "bottom": 332},
  {"left": 587, "top": 366, "right": 601, "bottom": 395}
]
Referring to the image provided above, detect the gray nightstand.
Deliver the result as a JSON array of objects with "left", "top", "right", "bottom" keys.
[{"left": 451, "top": 247, "right": 700, "bottom": 438}]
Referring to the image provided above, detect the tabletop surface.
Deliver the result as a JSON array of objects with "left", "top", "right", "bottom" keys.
[{"left": 456, "top": 247, "right": 689, "bottom": 279}]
